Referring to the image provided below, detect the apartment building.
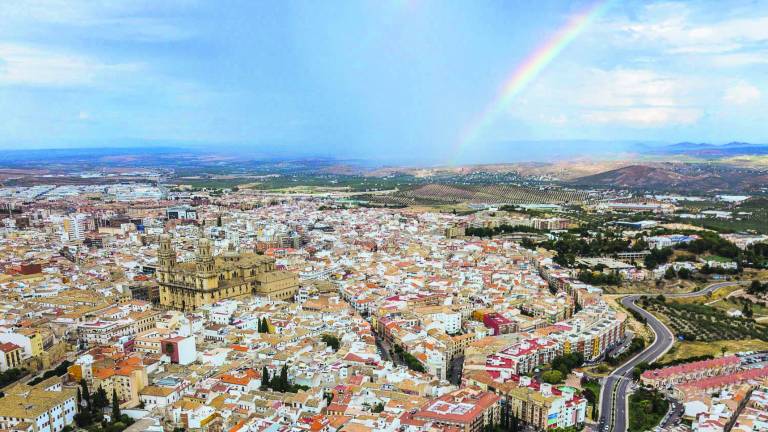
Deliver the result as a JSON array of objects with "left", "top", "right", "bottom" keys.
[
  {"left": 506, "top": 378, "right": 587, "bottom": 430},
  {"left": 0, "top": 342, "right": 24, "bottom": 371},
  {"left": 0, "top": 378, "right": 77, "bottom": 432},
  {"left": 413, "top": 388, "right": 501, "bottom": 432},
  {"left": 641, "top": 356, "right": 741, "bottom": 389}
]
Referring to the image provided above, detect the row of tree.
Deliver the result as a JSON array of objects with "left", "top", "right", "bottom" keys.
[
  {"left": 577, "top": 270, "right": 623, "bottom": 286},
  {"left": 393, "top": 345, "right": 426, "bottom": 373},
  {"left": 257, "top": 318, "right": 270, "bottom": 333},
  {"left": 465, "top": 224, "right": 544, "bottom": 238},
  {"left": 541, "top": 353, "right": 585, "bottom": 384},
  {"left": 748, "top": 279, "right": 768, "bottom": 295},
  {"left": 75, "top": 378, "right": 134, "bottom": 432},
  {"left": 260, "top": 365, "right": 308, "bottom": 393}
]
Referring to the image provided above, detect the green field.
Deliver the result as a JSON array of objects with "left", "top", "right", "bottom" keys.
[{"left": 643, "top": 298, "right": 768, "bottom": 341}]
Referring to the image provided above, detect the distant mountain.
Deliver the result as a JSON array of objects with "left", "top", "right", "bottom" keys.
[
  {"left": 570, "top": 164, "right": 768, "bottom": 191},
  {"left": 571, "top": 165, "right": 694, "bottom": 189},
  {"left": 644, "top": 142, "right": 768, "bottom": 158}
]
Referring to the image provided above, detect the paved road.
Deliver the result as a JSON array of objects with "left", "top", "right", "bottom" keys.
[
  {"left": 449, "top": 355, "right": 464, "bottom": 385},
  {"left": 599, "top": 281, "right": 739, "bottom": 432}
]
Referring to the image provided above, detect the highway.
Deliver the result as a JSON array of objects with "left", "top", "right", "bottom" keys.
[{"left": 599, "top": 281, "right": 738, "bottom": 432}]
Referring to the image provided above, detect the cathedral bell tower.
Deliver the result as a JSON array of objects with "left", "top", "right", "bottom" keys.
[
  {"left": 157, "top": 234, "right": 176, "bottom": 284},
  {"left": 195, "top": 238, "right": 218, "bottom": 290}
]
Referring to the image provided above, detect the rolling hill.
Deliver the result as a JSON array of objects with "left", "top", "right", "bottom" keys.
[{"left": 571, "top": 164, "right": 768, "bottom": 191}]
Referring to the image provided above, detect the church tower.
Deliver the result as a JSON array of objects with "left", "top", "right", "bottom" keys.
[
  {"left": 157, "top": 234, "right": 176, "bottom": 284},
  {"left": 195, "top": 238, "right": 218, "bottom": 290}
]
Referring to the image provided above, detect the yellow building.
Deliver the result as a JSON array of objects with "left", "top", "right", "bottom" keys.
[
  {"left": 157, "top": 235, "right": 299, "bottom": 311},
  {"left": 21, "top": 329, "right": 44, "bottom": 357},
  {"left": 0, "top": 329, "right": 43, "bottom": 359},
  {"left": 92, "top": 362, "right": 149, "bottom": 408}
]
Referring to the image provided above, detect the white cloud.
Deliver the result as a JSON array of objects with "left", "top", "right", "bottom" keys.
[
  {"left": 582, "top": 107, "right": 701, "bottom": 126},
  {"left": 507, "top": 67, "right": 706, "bottom": 128},
  {"left": 711, "top": 52, "right": 768, "bottom": 67},
  {"left": 723, "top": 82, "right": 761, "bottom": 105},
  {"left": 610, "top": 3, "right": 768, "bottom": 66},
  {"left": 0, "top": 1, "right": 194, "bottom": 42},
  {"left": 576, "top": 69, "right": 704, "bottom": 126},
  {"left": 0, "top": 43, "right": 141, "bottom": 87},
  {"left": 78, "top": 111, "right": 91, "bottom": 120},
  {"left": 579, "top": 69, "right": 684, "bottom": 108}
]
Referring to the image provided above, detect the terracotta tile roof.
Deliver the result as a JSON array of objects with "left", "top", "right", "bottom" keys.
[{"left": 642, "top": 355, "right": 740, "bottom": 380}]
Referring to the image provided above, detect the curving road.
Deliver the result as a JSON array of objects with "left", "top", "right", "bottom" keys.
[{"left": 599, "top": 281, "right": 738, "bottom": 432}]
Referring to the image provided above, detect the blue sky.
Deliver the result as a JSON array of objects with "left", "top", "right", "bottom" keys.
[{"left": 1, "top": 0, "right": 767, "bottom": 163}]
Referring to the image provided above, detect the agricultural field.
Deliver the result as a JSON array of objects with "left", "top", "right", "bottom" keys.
[
  {"left": 709, "top": 296, "right": 768, "bottom": 318},
  {"left": 641, "top": 298, "right": 768, "bottom": 342},
  {"left": 660, "top": 339, "right": 768, "bottom": 363},
  {"left": 366, "top": 183, "right": 595, "bottom": 206}
]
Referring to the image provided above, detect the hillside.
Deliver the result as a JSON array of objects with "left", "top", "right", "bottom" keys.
[{"left": 568, "top": 164, "right": 768, "bottom": 191}]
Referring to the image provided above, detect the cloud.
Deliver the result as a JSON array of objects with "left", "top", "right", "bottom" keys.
[
  {"left": 582, "top": 107, "right": 701, "bottom": 126},
  {"left": 575, "top": 69, "right": 703, "bottom": 126},
  {"left": 578, "top": 69, "right": 685, "bottom": 108},
  {"left": 0, "top": 43, "right": 142, "bottom": 87},
  {"left": 610, "top": 3, "right": 768, "bottom": 67},
  {"left": 711, "top": 52, "right": 768, "bottom": 67},
  {"left": 723, "top": 82, "right": 761, "bottom": 105},
  {"left": 509, "top": 67, "right": 703, "bottom": 128},
  {"left": 0, "top": 1, "right": 195, "bottom": 42}
]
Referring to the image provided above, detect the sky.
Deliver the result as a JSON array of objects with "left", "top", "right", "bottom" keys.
[{"left": 1, "top": 0, "right": 767, "bottom": 164}]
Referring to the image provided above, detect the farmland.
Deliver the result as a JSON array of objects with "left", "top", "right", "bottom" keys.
[
  {"left": 641, "top": 297, "right": 768, "bottom": 342},
  {"left": 660, "top": 339, "right": 768, "bottom": 363},
  {"left": 362, "top": 183, "right": 595, "bottom": 206}
]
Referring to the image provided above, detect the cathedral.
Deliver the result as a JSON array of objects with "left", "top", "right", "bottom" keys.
[{"left": 157, "top": 235, "right": 299, "bottom": 311}]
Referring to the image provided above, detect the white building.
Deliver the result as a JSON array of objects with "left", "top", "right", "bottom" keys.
[{"left": 0, "top": 380, "right": 77, "bottom": 432}]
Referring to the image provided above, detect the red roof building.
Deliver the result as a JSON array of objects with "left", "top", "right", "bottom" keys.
[{"left": 413, "top": 388, "right": 501, "bottom": 432}]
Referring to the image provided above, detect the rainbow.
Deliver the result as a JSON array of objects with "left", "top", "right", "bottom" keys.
[{"left": 449, "top": 0, "right": 613, "bottom": 164}]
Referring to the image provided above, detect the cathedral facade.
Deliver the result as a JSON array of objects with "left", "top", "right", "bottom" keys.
[{"left": 157, "top": 235, "right": 299, "bottom": 311}]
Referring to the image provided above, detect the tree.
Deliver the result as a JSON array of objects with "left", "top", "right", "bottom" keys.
[
  {"left": 748, "top": 280, "right": 766, "bottom": 295},
  {"left": 111, "top": 388, "right": 121, "bottom": 421},
  {"left": 721, "top": 346, "right": 727, "bottom": 357},
  {"left": 0, "top": 368, "right": 25, "bottom": 387},
  {"left": 582, "top": 388, "right": 596, "bottom": 405},
  {"left": 644, "top": 247, "right": 673, "bottom": 269},
  {"left": 80, "top": 379, "right": 91, "bottom": 410},
  {"left": 279, "top": 365, "right": 289, "bottom": 392},
  {"left": 664, "top": 267, "right": 677, "bottom": 280},
  {"left": 261, "top": 366, "right": 270, "bottom": 389},
  {"left": 74, "top": 410, "right": 92, "bottom": 427},
  {"left": 260, "top": 317, "right": 269, "bottom": 334},
  {"left": 321, "top": 334, "right": 340, "bottom": 351},
  {"left": 551, "top": 353, "right": 584, "bottom": 376},
  {"left": 269, "top": 365, "right": 289, "bottom": 392},
  {"left": 93, "top": 385, "right": 109, "bottom": 411},
  {"left": 542, "top": 370, "right": 564, "bottom": 384},
  {"left": 742, "top": 303, "right": 754, "bottom": 318}
]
